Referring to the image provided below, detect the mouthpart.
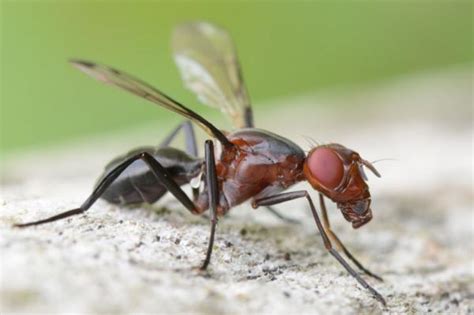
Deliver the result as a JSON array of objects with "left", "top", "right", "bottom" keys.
[{"left": 337, "top": 200, "right": 373, "bottom": 229}]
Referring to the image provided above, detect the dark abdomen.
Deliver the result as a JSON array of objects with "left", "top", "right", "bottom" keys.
[{"left": 98, "top": 147, "right": 203, "bottom": 205}]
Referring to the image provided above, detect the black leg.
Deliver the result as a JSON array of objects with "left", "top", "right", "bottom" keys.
[
  {"left": 159, "top": 120, "right": 199, "bottom": 200},
  {"left": 319, "top": 193, "right": 383, "bottom": 281},
  {"left": 158, "top": 120, "right": 198, "bottom": 157},
  {"left": 200, "top": 140, "right": 219, "bottom": 270},
  {"left": 264, "top": 206, "right": 300, "bottom": 225},
  {"left": 253, "top": 191, "right": 386, "bottom": 306},
  {"left": 14, "top": 152, "right": 199, "bottom": 228}
]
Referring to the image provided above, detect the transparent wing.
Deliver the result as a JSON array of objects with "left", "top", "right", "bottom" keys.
[
  {"left": 172, "top": 21, "right": 254, "bottom": 129},
  {"left": 70, "top": 59, "right": 232, "bottom": 147}
]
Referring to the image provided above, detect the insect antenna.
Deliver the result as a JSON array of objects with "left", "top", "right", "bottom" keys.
[{"left": 370, "top": 158, "right": 398, "bottom": 164}]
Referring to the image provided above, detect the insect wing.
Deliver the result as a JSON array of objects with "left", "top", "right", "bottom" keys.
[
  {"left": 172, "top": 22, "right": 253, "bottom": 129},
  {"left": 70, "top": 60, "right": 232, "bottom": 147}
]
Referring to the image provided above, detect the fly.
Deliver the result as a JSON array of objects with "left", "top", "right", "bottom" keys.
[{"left": 14, "top": 21, "right": 386, "bottom": 306}]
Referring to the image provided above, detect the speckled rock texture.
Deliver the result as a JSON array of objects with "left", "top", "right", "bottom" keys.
[{"left": 1, "top": 68, "right": 472, "bottom": 314}]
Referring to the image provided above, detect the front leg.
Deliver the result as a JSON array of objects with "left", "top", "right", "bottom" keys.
[
  {"left": 253, "top": 191, "right": 386, "bottom": 306},
  {"left": 319, "top": 193, "right": 383, "bottom": 281}
]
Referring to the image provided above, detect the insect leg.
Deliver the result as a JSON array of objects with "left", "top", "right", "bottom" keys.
[
  {"left": 14, "top": 152, "right": 199, "bottom": 228},
  {"left": 159, "top": 120, "right": 199, "bottom": 200},
  {"left": 158, "top": 120, "right": 198, "bottom": 157},
  {"left": 200, "top": 140, "right": 218, "bottom": 270},
  {"left": 319, "top": 193, "right": 383, "bottom": 281},
  {"left": 264, "top": 206, "right": 300, "bottom": 225},
  {"left": 253, "top": 191, "right": 386, "bottom": 306}
]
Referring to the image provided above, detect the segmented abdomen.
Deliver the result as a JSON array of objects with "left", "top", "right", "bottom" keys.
[{"left": 97, "top": 146, "right": 203, "bottom": 205}]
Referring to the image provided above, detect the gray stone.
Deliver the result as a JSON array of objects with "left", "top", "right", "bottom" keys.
[{"left": 1, "top": 67, "right": 472, "bottom": 314}]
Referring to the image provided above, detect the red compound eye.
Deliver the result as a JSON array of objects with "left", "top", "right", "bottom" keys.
[{"left": 307, "top": 147, "right": 344, "bottom": 189}]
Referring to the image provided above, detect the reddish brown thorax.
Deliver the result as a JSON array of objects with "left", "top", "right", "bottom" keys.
[
  {"left": 303, "top": 144, "right": 379, "bottom": 229},
  {"left": 196, "top": 129, "right": 306, "bottom": 216}
]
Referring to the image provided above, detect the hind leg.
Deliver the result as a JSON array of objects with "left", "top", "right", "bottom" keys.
[
  {"left": 14, "top": 151, "right": 200, "bottom": 228},
  {"left": 15, "top": 145, "right": 222, "bottom": 271}
]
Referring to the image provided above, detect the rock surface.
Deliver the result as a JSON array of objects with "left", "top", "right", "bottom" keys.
[{"left": 1, "top": 68, "right": 473, "bottom": 314}]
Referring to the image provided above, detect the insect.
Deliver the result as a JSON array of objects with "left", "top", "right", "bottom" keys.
[{"left": 14, "top": 22, "right": 386, "bottom": 305}]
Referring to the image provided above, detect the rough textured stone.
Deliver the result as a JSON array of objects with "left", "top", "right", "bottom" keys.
[{"left": 1, "top": 68, "right": 472, "bottom": 314}]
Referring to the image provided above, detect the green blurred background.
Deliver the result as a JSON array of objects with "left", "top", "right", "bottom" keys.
[{"left": 1, "top": 1, "right": 472, "bottom": 154}]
